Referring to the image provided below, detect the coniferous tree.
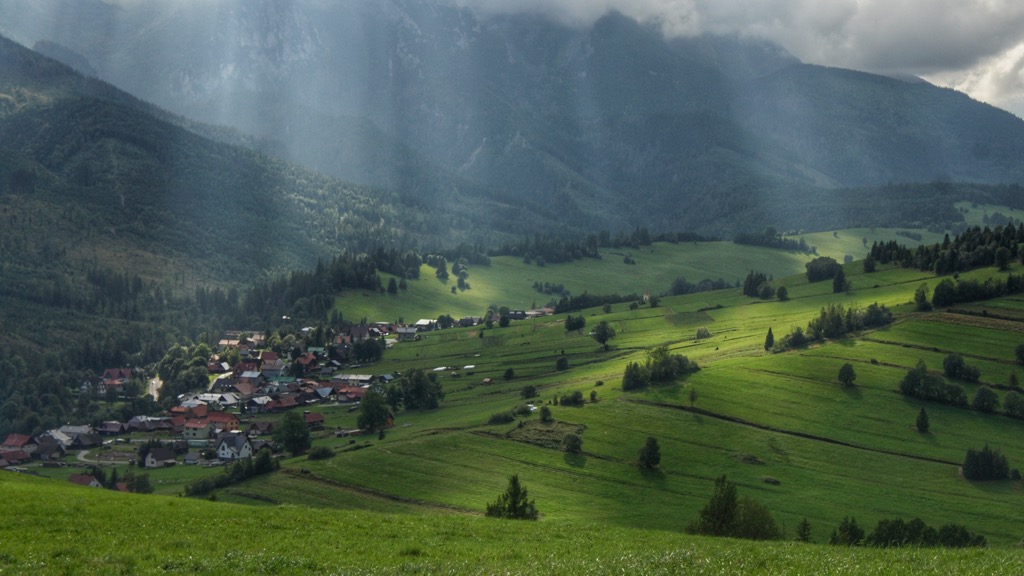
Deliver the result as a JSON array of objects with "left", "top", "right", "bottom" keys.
[
  {"left": 485, "top": 474, "right": 538, "bottom": 520},
  {"left": 916, "top": 407, "right": 930, "bottom": 433},
  {"left": 832, "top": 267, "right": 848, "bottom": 293},
  {"left": 687, "top": 475, "right": 738, "bottom": 537},
  {"left": 829, "top": 516, "right": 864, "bottom": 546},
  {"left": 764, "top": 327, "right": 775, "bottom": 351},
  {"left": 796, "top": 517, "right": 813, "bottom": 542},
  {"left": 637, "top": 436, "right": 661, "bottom": 469}
]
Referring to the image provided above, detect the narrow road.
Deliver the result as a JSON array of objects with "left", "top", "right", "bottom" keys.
[{"left": 148, "top": 377, "right": 162, "bottom": 400}]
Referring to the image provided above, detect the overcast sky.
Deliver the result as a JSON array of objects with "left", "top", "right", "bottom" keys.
[{"left": 458, "top": 0, "right": 1024, "bottom": 117}]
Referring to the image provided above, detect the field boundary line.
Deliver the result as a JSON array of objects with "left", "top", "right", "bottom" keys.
[{"left": 624, "top": 398, "right": 960, "bottom": 466}]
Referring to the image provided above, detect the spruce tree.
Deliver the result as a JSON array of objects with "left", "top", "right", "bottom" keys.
[
  {"left": 637, "top": 436, "right": 661, "bottom": 469},
  {"left": 687, "top": 475, "right": 738, "bottom": 536},
  {"left": 796, "top": 517, "right": 813, "bottom": 542},
  {"left": 916, "top": 407, "right": 930, "bottom": 433},
  {"left": 764, "top": 327, "right": 775, "bottom": 351},
  {"left": 486, "top": 474, "right": 538, "bottom": 520}
]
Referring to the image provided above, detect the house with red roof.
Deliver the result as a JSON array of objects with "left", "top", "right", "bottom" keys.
[
  {"left": 68, "top": 474, "right": 102, "bottom": 488},
  {"left": 206, "top": 411, "right": 240, "bottom": 431},
  {"left": 303, "top": 412, "right": 325, "bottom": 430},
  {"left": 1, "top": 434, "right": 36, "bottom": 455}
]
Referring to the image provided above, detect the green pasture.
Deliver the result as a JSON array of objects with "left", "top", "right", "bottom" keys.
[
  {"left": 19, "top": 234, "right": 1024, "bottom": 571},
  {"left": 793, "top": 227, "right": 946, "bottom": 262},
  {"left": 0, "top": 472, "right": 1018, "bottom": 575},
  {"left": 955, "top": 201, "right": 1024, "bottom": 227}
]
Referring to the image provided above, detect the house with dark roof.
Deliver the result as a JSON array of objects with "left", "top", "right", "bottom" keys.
[
  {"left": 98, "top": 421, "right": 127, "bottom": 436},
  {"left": 247, "top": 421, "right": 276, "bottom": 437},
  {"left": 144, "top": 447, "right": 177, "bottom": 469},
  {"left": 34, "top": 436, "right": 66, "bottom": 461},
  {"left": 70, "top": 433, "right": 103, "bottom": 449},
  {"left": 215, "top": 433, "right": 253, "bottom": 461}
]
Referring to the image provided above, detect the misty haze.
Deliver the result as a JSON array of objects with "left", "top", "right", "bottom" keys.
[{"left": 1, "top": 1, "right": 1023, "bottom": 573}]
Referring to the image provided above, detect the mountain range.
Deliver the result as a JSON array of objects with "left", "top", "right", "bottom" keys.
[{"left": 4, "top": 0, "right": 1024, "bottom": 238}]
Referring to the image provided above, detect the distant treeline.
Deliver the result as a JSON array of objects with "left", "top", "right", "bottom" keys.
[
  {"left": 869, "top": 223, "right": 1022, "bottom": 274},
  {"left": 490, "top": 229, "right": 716, "bottom": 265},
  {"left": 734, "top": 226, "right": 812, "bottom": 252}
]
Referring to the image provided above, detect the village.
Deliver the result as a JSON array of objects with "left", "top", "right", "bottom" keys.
[{"left": 0, "top": 310, "right": 553, "bottom": 489}]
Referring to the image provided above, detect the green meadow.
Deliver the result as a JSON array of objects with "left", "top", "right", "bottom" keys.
[
  {"left": 333, "top": 228, "right": 942, "bottom": 322},
  {"left": 14, "top": 228, "right": 1024, "bottom": 572},
  {"left": 2, "top": 472, "right": 1019, "bottom": 575}
]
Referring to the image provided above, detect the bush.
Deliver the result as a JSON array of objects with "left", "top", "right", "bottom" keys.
[
  {"left": 562, "top": 433, "right": 582, "bottom": 454},
  {"left": 555, "top": 356, "right": 569, "bottom": 371},
  {"left": 307, "top": 446, "right": 335, "bottom": 460},
  {"left": 559, "top": 390, "right": 584, "bottom": 406},
  {"left": 488, "top": 411, "right": 516, "bottom": 425},
  {"left": 520, "top": 385, "right": 537, "bottom": 399},
  {"left": 972, "top": 385, "right": 1000, "bottom": 413},
  {"left": 539, "top": 406, "right": 553, "bottom": 423},
  {"left": 695, "top": 327, "right": 712, "bottom": 339}
]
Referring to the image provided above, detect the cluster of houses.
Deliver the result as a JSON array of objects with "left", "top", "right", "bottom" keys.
[{"left": 6, "top": 316, "right": 548, "bottom": 476}]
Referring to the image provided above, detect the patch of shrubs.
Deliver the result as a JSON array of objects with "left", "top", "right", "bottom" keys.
[
  {"left": 775, "top": 303, "right": 892, "bottom": 351},
  {"left": 559, "top": 391, "right": 585, "bottom": 406},
  {"left": 307, "top": 446, "right": 335, "bottom": 460},
  {"left": 899, "top": 360, "right": 967, "bottom": 407},
  {"left": 622, "top": 345, "right": 700, "bottom": 391},
  {"left": 488, "top": 411, "right": 516, "bottom": 425}
]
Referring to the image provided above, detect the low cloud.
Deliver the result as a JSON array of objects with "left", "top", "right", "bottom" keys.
[{"left": 458, "top": 0, "right": 1024, "bottom": 114}]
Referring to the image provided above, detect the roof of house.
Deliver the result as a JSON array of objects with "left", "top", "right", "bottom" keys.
[
  {"left": 304, "top": 412, "right": 325, "bottom": 424},
  {"left": 2, "top": 434, "right": 35, "bottom": 448},
  {"left": 216, "top": 434, "right": 251, "bottom": 453},
  {"left": 149, "top": 447, "right": 176, "bottom": 462},
  {"left": 101, "top": 368, "right": 133, "bottom": 381},
  {"left": 68, "top": 474, "right": 100, "bottom": 487},
  {"left": 207, "top": 411, "right": 239, "bottom": 424},
  {"left": 184, "top": 419, "right": 210, "bottom": 429},
  {"left": 0, "top": 450, "right": 29, "bottom": 463}
]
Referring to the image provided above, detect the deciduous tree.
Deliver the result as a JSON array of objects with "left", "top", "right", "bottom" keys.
[
  {"left": 838, "top": 363, "right": 857, "bottom": 387},
  {"left": 274, "top": 410, "right": 312, "bottom": 456}
]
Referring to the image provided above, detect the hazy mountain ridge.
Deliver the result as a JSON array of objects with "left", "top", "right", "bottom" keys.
[{"left": 3, "top": 0, "right": 1024, "bottom": 236}]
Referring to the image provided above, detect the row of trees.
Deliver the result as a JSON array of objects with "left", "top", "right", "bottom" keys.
[
  {"left": 868, "top": 223, "right": 1023, "bottom": 275},
  {"left": 829, "top": 516, "right": 986, "bottom": 547},
  {"left": 734, "top": 227, "right": 812, "bottom": 252}
]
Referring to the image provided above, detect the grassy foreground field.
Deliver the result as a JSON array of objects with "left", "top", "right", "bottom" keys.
[{"left": 0, "top": 472, "right": 1017, "bottom": 575}]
